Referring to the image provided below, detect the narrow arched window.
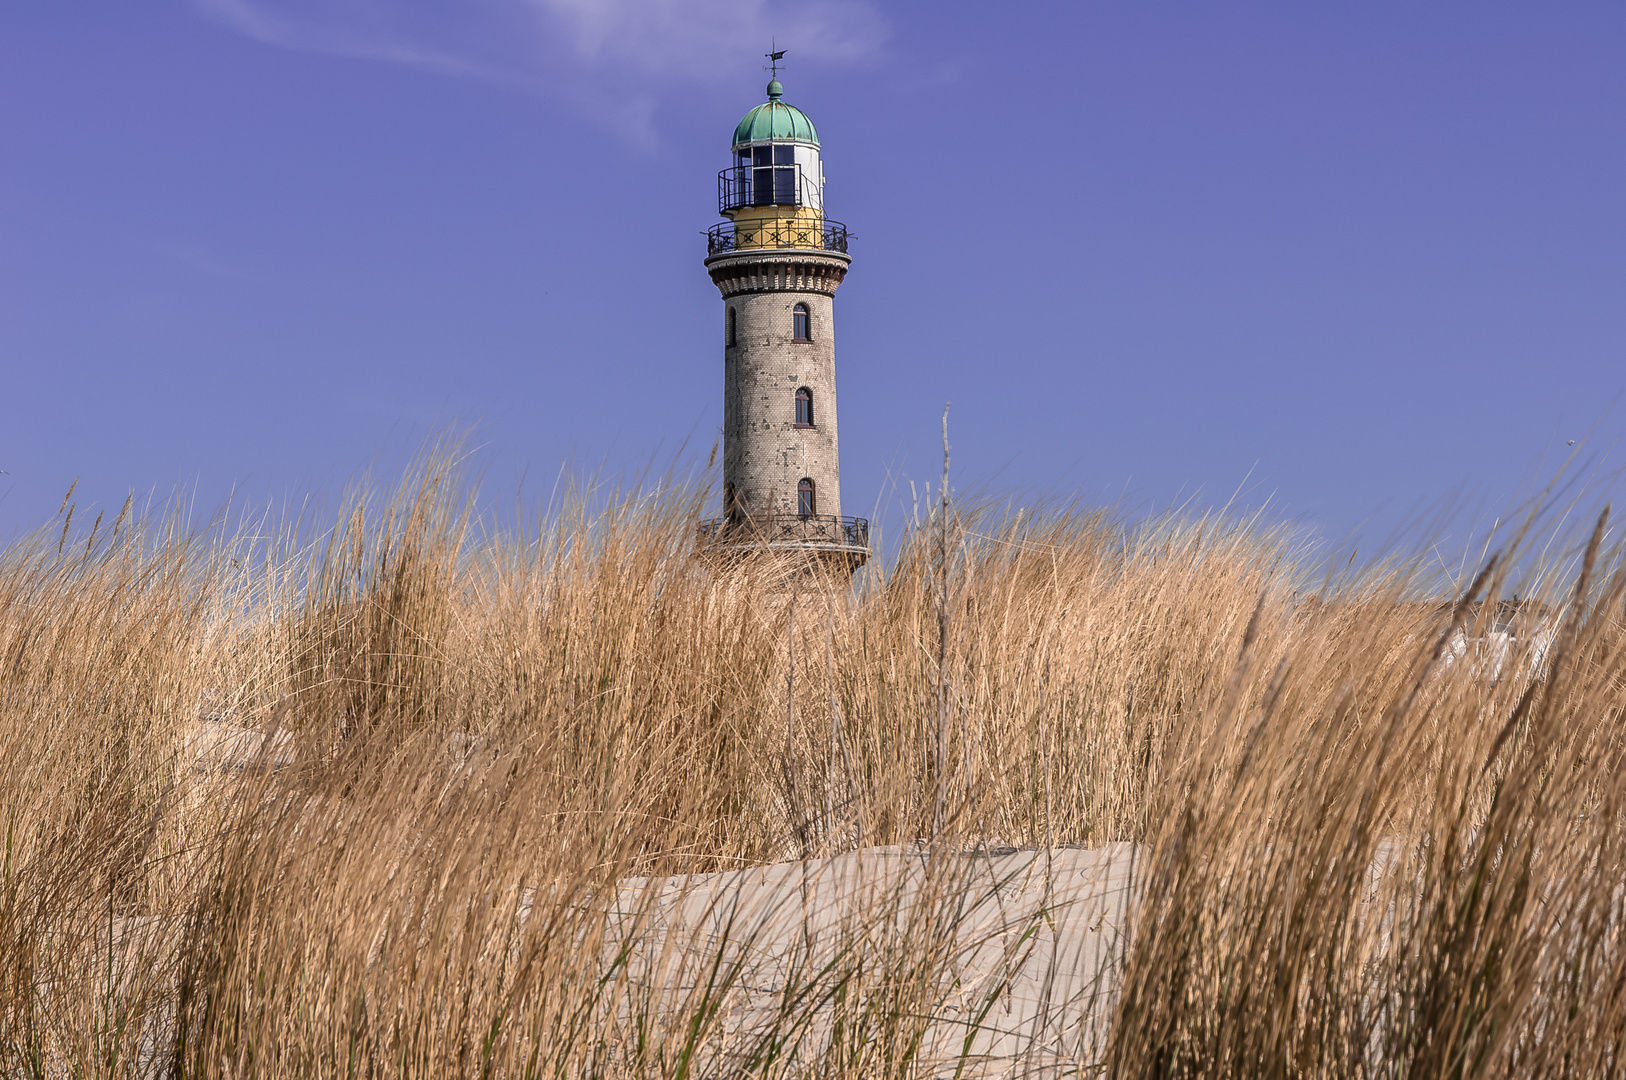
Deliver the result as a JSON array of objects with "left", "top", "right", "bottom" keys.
[
  {"left": 794, "top": 387, "right": 813, "bottom": 426},
  {"left": 724, "top": 481, "right": 739, "bottom": 519},
  {"left": 797, "top": 477, "right": 816, "bottom": 518},
  {"left": 792, "top": 303, "right": 810, "bottom": 342},
  {"left": 727, "top": 307, "right": 737, "bottom": 348}
]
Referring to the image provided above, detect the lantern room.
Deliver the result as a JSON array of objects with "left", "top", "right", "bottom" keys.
[{"left": 718, "top": 79, "right": 825, "bottom": 218}]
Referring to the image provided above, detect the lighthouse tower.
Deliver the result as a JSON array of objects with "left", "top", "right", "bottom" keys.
[{"left": 699, "top": 72, "right": 869, "bottom": 569}]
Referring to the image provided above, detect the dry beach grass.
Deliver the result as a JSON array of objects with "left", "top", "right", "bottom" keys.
[{"left": 1, "top": 446, "right": 1623, "bottom": 1077}]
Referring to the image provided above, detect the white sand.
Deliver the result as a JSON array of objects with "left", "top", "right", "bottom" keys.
[{"left": 589, "top": 842, "right": 1142, "bottom": 1074}]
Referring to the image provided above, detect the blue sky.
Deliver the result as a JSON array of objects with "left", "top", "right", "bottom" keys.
[{"left": 2, "top": 2, "right": 1622, "bottom": 563}]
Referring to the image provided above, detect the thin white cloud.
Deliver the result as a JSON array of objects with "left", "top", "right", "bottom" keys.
[
  {"left": 531, "top": 0, "right": 885, "bottom": 75},
  {"left": 193, "top": 0, "right": 887, "bottom": 142},
  {"left": 192, "top": 0, "right": 546, "bottom": 88},
  {"left": 163, "top": 241, "right": 252, "bottom": 280}
]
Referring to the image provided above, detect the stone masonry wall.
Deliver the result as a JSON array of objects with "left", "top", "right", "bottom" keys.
[{"left": 710, "top": 251, "right": 849, "bottom": 522}]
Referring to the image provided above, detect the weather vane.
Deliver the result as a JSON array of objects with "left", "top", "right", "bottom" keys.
[{"left": 764, "top": 41, "right": 786, "bottom": 79}]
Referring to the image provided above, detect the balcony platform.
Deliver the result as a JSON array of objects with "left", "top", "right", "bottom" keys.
[
  {"left": 707, "top": 219, "right": 849, "bottom": 256},
  {"left": 698, "top": 513, "right": 870, "bottom": 569}
]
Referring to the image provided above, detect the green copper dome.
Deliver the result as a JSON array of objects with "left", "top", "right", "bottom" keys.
[{"left": 732, "top": 81, "right": 819, "bottom": 147}]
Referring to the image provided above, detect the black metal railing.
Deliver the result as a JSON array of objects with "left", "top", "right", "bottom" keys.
[
  {"left": 706, "top": 218, "right": 849, "bottom": 256},
  {"left": 718, "top": 164, "right": 816, "bottom": 214},
  {"left": 698, "top": 513, "right": 869, "bottom": 552}
]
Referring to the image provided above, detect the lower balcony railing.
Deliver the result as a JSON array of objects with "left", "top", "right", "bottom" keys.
[
  {"left": 698, "top": 513, "right": 869, "bottom": 552},
  {"left": 707, "top": 219, "right": 849, "bottom": 256}
]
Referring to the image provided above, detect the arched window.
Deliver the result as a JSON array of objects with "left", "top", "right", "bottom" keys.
[
  {"left": 727, "top": 307, "right": 737, "bottom": 348},
  {"left": 792, "top": 303, "right": 810, "bottom": 342},
  {"left": 724, "top": 481, "right": 739, "bottom": 520},
  {"left": 794, "top": 387, "right": 813, "bottom": 426},
  {"left": 797, "top": 477, "right": 816, "bottom": 518}
]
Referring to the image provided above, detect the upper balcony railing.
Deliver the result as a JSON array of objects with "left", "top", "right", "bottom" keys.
[
  {"left": 698, "top": 513, "right": 869, "bottom": 554},
  {"left": 706, "top": 218, "right": 850, "bottom": 257},
  {"left": 718, "top": 164, "right": 817, "bottom": 215}
]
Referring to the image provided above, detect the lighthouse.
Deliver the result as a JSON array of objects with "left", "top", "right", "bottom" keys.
[{"left": 699, "top": 67, "right": 869, "bottom": 569}]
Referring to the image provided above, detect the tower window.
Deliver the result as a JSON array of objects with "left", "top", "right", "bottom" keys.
[
  {"left": 797, "top": 477, "right": 816, "bottom": 518},
  {"left": 792, "top": 303, "right": 811, "bottom": 342},
  {"left": 749, "top": 144, "right": 800, "bottom": 207},
  {"left": 725, "top": 481, "right": 739, "bottom": 519},
  {"left": 795, "top": 387, "right": 814, "bottom": 427},
  {"left": 727, "top": 307, "right": 737, "bottom": 348}
]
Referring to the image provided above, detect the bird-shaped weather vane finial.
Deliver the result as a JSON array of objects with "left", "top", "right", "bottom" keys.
[{"left": 764, "top": 41, "right": 786, "bottom": 80}]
